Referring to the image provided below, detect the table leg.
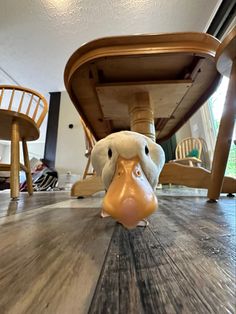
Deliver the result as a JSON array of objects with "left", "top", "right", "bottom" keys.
[{"left": 207, "top": 60, "right": 236, "bottom": 201}]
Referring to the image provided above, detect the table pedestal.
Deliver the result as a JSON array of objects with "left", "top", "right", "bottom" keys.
[{"left": 129, "top": 93, "right": 155, "bottom": 141}]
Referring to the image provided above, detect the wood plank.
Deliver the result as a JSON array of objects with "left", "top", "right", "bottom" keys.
[
  {"left": 0, "top": 202, "right": 115, "bottom": 314},
  {"left": 90, "top": 196, "right": 235, "bottom": 313},
  {"left": 159, "top": 163, "right": 236, "bottom": 193},
  {"left": 0, "top": 191, "right": 70, "bottom": 218},
  {"left": 150, "top": 199, "right": 235, "bottom": 312},
  {"left": 0, "top": 189, "right": 235, "bottom": 312},
  {"left": 90, "top": 224, "right": 210, "bottom": 313},
  {"left": 96, "top": 80, "right": 192, "bottom": 119},
  {"left": 89, "top": 227, "right": 144, "bottom": 314}
]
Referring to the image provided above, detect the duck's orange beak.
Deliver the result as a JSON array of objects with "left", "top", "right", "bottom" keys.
[{"left": 102, "top": 156, "right": 158, "bottom": 229}]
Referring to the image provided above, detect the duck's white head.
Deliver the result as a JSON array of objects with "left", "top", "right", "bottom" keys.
[{"left": 91, "top": 131, "right": 165, "bottom": 229}]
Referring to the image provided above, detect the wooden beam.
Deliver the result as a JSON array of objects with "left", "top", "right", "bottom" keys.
[{"left": 159, "top": 163, "right": 236, "bottom": 194}]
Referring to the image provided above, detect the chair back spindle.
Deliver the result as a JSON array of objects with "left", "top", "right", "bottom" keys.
[
  {"left": 32, "top": 97, "right": 41, "bottom": 121},
  {"left": 18, "top": 91, "right": 25, "bottom": 112},
  {"left": 26, "top": 94, "right": 34, "bottom": 116},
  {"left": 176, "top": 137, "right": 202, "bottom": 159},
  {"left": 0, "top": 88, "right": 4, "bottom": 108},
  {"left": 8, "top": 88, "right": 15, "bottom": 110}
]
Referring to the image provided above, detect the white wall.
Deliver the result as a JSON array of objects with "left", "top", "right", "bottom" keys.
[
  {"left": 55, "top": 91, "right": 87, "bottom": 176},
  {"left": 188, "top": 104, "right": 214, "bottom": 169},
  {"left": 0, "top": 143, "right": 9, "bottom": 163},
  {"left": 176, "top": 109, "right": 211, "bottom": 144},
  {"left": 0, "top": 141, "right": 45, "bottom": 164},
  {"left": 175, "top": 121, "right": 192, "bottom": 144}
]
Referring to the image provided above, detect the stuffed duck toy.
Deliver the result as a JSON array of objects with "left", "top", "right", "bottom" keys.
[{"left": 91, "top": 131, "right": 165, "bottom": 229}]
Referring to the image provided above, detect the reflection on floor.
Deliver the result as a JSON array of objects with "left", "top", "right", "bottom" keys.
[
  {"left": 0, "top": 187, "right": 235, "bottom": 313},
  {"left": 157, "top": 184, "right": 207, "bottom": 196}
]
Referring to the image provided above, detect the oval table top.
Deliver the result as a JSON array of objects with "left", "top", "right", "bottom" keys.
[{"left": 64, "top": 32, "right": 221, "bottom": 142}]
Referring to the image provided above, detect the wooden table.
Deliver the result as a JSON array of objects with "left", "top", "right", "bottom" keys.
[{"left": 64, "top": 32, "right": 236, "bottom": 200}]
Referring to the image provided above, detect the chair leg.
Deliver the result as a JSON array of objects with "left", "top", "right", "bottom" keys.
[
  {"left": 22, "top": 139, "right": 33, "bottom": 196},
  {"left": 207, "top": 60, "right": 236, "bottom": 201},
  {"left": 10, "top": 120, "right": 20, "bottom": 200},
  {"left": 83, "top": 156, "right": 91, "bottom": 180}
]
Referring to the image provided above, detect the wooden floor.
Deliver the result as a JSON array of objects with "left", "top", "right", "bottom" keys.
[
  {"left": 0, "top": 188, "right": 235, "bottom": 313},
  {"left": 0, "top": 190, "right": 70, "bottom": 218}
]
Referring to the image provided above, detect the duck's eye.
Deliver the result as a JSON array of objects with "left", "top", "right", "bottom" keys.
[
  {"left": 145, "top": 145, "right": 149, "bottom": 155},
  {"left": 136, "top": 170, "right": 141, "bottom": 177},
  {"left": 108, "top": 148, "right": 112, "bottom": 159}
]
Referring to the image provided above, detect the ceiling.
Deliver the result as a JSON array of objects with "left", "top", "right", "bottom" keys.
[{"left": 0, "top": 0, "right": 222, "bottom": 98}]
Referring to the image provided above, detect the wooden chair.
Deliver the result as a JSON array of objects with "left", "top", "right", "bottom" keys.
[
  {"left": 0, "top": 85, "right": 48, "bottom": 199},
  {"left": 171, "top": 137, "right": 202, "bottom": 167},
  {"left": 80, "top": 118, "right": 96, "bottom": 179}
]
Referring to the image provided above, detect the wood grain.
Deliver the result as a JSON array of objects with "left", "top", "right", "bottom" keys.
[
  {"left": 10, "top": 120, "right": 20, "bottom": 199},
  {"left": 159, "top": 163, "right": 236, "bottom": 194},
  {"left": 0, "top": 191, "right": 70, "bottom": 218},
  {"left": 0, "top": 85, "right": 48, "bottom": 129},
  {"left": 96, "top": 80, "right": 192, "bottom": 119},
  {"left": 0, "top": 109, "right": 39, "bottom": 141},
  {"left": 64, "top": 32, "right": 220, "bottom": 141},
  {"left": 89, "top": 196, "right": 236, "bottom": 314},
  {"left": 0, "top": 190, "right": 235, "bottom": 313},
  {"left": 0, "top": 202, "right": 115, "bottom": 314},
  {"left": 129, "top": 92, "right": 155, "bottom": 141}
]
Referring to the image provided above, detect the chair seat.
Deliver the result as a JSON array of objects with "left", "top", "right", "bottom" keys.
[{"left": 0, "top": 109, "right": 39, "bottom": 141}]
